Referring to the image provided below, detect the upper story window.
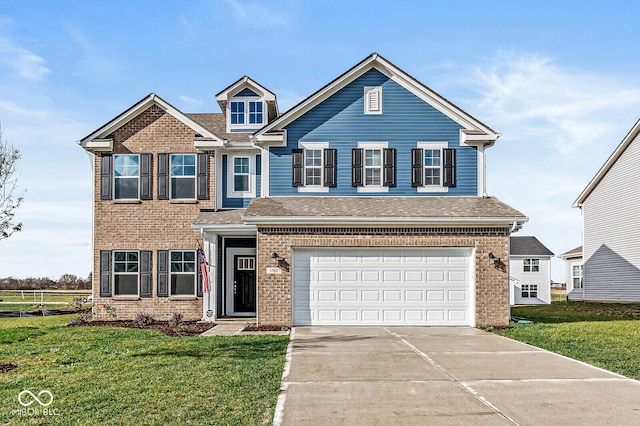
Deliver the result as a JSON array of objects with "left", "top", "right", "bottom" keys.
[
  {"left": 572, "top": 264, "right": 583, "bottom": 289},
  {"left": 233, "top": 157, "right": 250, "bottom": 192},
  {"left": 114, "top": 154, "right": 139, "bottom": 199},
  {"left": 523, "top": 258, "right": 540, "bottom": 272},
  {"left": 352, "top": 142, "right": 394, "bottom": 192},
  {"left": 170, "top": 154, "right": 196, "bottom": 199},
  {"left": 170, "top": 250, "right": 196, "bottom": 296},
  {"left": 292, "top": 142, "right": 335, "bottom": 192},
  {"left": 229, "top": 99, "right": 264, "bottom": 129},
  {"left": 113, "top": 251, "right": 139, "bottom": 296},
  {"left": 413, "top": 142, "right": 455, "bottom": 192},
  {"left": 364, "top": 86, "right": 382, "bottom": 114}
]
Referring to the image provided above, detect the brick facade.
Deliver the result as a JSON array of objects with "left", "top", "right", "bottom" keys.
[
  {"left": 256, "top": 227, "right": 511, "bottom": 327},
  {"left": 92, "top": 105, "right": 213, "bottom": 320}
]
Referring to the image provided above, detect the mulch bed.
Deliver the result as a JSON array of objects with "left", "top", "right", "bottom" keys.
[
  {"left": 68, "top": 320, "right": 216, "bottom": 337},
  {"left": 0, "top": 363, "right": 17, "bottom": 373}
]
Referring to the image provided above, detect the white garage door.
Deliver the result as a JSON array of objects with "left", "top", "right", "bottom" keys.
[{"left": 292, "top": 248, "right": 474, "bottom": 326}]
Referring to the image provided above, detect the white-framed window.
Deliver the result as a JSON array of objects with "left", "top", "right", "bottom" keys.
[
  {"left": 572, "top": 264, "right": 583, "bottom": 289},
  {"left": 170, "top": 154, "right": 196, "bottom": 199},
  {"left": 229, "top": 99, "right": 264, "bottom": 128},
  {"left": 416, "top": 142, "right": 448, "bottom": 193},
  {"left": 170, "top": 250, "right": 197, "bottom": 296},
  {"left": 233, "top": 157, "right": 250, "bottom": 192},
  {"left": 523, "top": 259, "right": 540, "bottom": 272},
  {"left": 364, "top": 86, "right": 382, "bottom": 114},
  {"left": 227, "top": 154, "right": 256, "bottom": 198},
  {"left": 521, "top": 284, "right": 538, "bottom": 298},
  {"left": 298, "top": 142, "right": 329, "bottom": 193},
  {"left": 113, "top": 251, "right": 139, "bottom": 296},
  {"left": 357, "top": 142, "right": 388, "bottom": 192},
  {"left": 113, "top": 154, "right": 139, "bottom": 199}
]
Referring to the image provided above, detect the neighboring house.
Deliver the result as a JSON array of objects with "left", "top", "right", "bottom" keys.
[
  {"left": 79, "top": 53, "right": 527, "bottom": 327},
  {"left": 560, "top": 246, "right": 583, "bottom": 300},
  {"left": 509, "top": 236, "right": 554, "bottom": 305},
  {"left": 574, "top": 118, "right": 640, "bottom": 302}
]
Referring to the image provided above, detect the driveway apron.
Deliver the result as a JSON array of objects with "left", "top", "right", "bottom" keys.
[{"left": 275, "top": 326, "right": 640, "bottom": 425}]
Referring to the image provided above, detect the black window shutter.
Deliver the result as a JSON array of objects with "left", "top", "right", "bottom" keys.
[
  {"left": 411, "top": 148, "right": 423, "bottom": 187},
  {"left": 443, "top": 148, "right": 456, "bottom": 187},
  {"left": 197, "top": 153, "right": 209, "bottom": 200},
  {"left": 140, "top": 251, "right": 152, "bottom": 297},
  {"left": 99, "top": 250, "right": 111, "bottom": 297},
  {"left": 292, "top": 149, "right": 304, "bottom": 187},
  {"left": 100, "top": 155, "right": 112, "bottom": 200},
  {"left": 383, "top": 148, "right": 396, "bottom": 187},
  {"left": 157, "top": 250, "right": 168, "bottom": 297},
  {"left": 323, "top": 148, "right": 337, "bottom": 187},
  {"left": 352, "top": 148, "right": 363, "bottom": 187},
  {"left": 197, "top": 263, "right": 203, "bottom": 297},
  {"left": 157, "top": 153, "right": 169, "bottom": 200},
  {"left": 140, "top": 154, "right": 152, "bottom": 200}
]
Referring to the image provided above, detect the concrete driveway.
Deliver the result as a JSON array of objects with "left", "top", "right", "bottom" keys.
[{"left": 274, "top": 327, "right": 640, "bottom": 425}]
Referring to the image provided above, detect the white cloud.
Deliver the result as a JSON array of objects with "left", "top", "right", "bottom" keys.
[
  {"left": 0, "top": 36, "right": 50, "bottom": 81},
  {"left": 179, "top": 95, "right": 204, "bottom": 111},
  {"left": 222, "top": 0, "right": 290, "bottom": 28}
]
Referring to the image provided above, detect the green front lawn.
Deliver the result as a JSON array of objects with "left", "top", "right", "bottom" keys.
[
  {"left": 495, "top": 302, "right": 640, "bottom": 380},
  {"left": 0, "top": 315, "right": 289, "bottom": 425}
]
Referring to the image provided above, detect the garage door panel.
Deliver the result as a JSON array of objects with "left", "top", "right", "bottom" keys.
[{"left": 292, "top": 248, "right": 473, "bottom": 326}]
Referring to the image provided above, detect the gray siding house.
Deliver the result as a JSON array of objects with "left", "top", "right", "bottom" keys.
[{"left": 574, "top": 119, "right": 640, "bottom": 302}]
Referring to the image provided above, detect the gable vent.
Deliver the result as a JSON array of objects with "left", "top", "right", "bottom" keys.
[{"left": 364, "top": 86, "right": 382, "bottom": 114}]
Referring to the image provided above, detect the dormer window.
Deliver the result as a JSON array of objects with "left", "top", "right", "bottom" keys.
[{"left": 229, "top": 99, "right": 264, "bottom": 129}]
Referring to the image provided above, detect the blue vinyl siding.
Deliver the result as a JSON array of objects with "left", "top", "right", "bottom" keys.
[
  {"left": 269, "top": 69, "right": 477, "bottom": 196},
  {"left": 221, "top": 154, "right": 261, "bottom": 208}
]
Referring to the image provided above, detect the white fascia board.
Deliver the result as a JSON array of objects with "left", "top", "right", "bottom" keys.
[
  {"left": 573, "top": 118, "right": 640, "bottom": 207},
  {"left": 253, "top": 130, "right": 286, "bottom": 146},
  {"left": 460, "top": 130, "right": 499, "bottom": 147},
  {"left": 195, "top": 139, "right": 225, "bottom": 151},
  {"left": 84, "top": 138, "right": 113, "bottom": 152},
  {"left": 242, "top": 216, "right": 528, "bottom": 228},
  {"left": 191, "top": 223, "right": 257, "bottom": 235},
  {"left": 216, "top": 76, "right": 276, "bottom": 102}
]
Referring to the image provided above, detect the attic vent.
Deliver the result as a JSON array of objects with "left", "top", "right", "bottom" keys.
[{"left": 364, "top": 86, "right": 382, "bottom": 114}]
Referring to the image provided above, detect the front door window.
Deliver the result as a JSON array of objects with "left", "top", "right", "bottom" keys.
[{"left": 234, "top": 255, "right": 256, "bottom": 313}]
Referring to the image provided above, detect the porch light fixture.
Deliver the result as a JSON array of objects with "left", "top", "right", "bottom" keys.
[
  {"left": 488, "top": 253, "right": 498, "bottom": 265},
  {"left": 271, "top": 252, "right": 279, "bottom": 264}
]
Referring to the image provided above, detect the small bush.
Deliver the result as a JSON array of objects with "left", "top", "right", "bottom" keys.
[
  {"left": 169, "top": 312, "right": 184, "bottom": 328},
  {"left": 134, "top": 312, "right": 155, "bottom": 327}
]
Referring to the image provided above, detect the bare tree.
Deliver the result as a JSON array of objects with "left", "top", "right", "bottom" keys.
[{"left": 0, "top": 124, "right": 24, "bottom": 240}]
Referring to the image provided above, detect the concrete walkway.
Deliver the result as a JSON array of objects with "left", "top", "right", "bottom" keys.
[
  {"left": 199, "top": 318, "right": 250, "bottom": 336},
  {"left": 275, "top": 326, "right": 640, "bottom": 425}
]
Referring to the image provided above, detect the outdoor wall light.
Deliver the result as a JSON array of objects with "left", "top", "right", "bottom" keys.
[
  {"left": 488, "top": 252, "right": 499, "bottom": 265},
  {"left": 271, "top": 252, "right": 279, "bottom": 264}
]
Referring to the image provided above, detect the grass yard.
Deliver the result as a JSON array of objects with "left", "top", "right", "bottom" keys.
[
  {"left": 494, "top": 301, "right": 640, "bottom": 380},
  {"left": 0, "top": 315, "right": 289, "bottom": 425}
]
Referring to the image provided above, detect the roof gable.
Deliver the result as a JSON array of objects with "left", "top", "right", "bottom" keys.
[
  {"left": 254, "top": 53, "right": 499, "bottom": 145},
  {"left": 77, "top": 93, "right": 223, "bottom": 151},
  {"left": 510, "top": 236, "right": 554, "bottom": 256},
  {"left": 574, "top": 118, "right": 640, "bottom": 207}
]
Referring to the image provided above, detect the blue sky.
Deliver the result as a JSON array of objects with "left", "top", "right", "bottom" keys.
[{"left": 1, "top": 0, "right": 640, "bottom": 281}]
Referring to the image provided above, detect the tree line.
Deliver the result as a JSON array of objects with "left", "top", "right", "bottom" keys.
[{"left": 0, "top": 274, "right": 92, "bottom": 290}]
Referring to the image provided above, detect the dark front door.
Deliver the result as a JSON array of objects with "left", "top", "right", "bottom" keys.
[{"left": 234, "top": 255, "right": 256, "bottom": 313}]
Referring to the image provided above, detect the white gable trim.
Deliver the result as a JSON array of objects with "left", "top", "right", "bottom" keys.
[
  {"left": 215, "top": 76, "right": 277, "bottom": 103},
  {"left": 574, "top": 118, "right": 640, "bottom": 207},
  {"left": 254, "top": 53, "right": 499, "bottom": 146},
  {"left": 78, "top": 93, "right": 224, "bottom": 150}
]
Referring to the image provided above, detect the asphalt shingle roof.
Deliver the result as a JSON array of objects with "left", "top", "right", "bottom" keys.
[
  {"left": 510, "top": 236, "right": 554, "bottom": 256},
  {"left": 193, "top": 209, "right": 246, "bottom": 225},
  {"left": 186, "top": 113, "right": 252, "bottom": 143},
  {"left": 244, "top": 196, "right": 526, "bottom": 219}
]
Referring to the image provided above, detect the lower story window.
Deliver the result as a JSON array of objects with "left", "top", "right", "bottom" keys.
[
  {"left": 170, "top": 251, "right": 196, "bottom": 296},
  {"left": 113, "top": 251, "right": 139, "bottom": 296},
  {"left": 521, "top": 284, "right": 538, "bottom": 298},
  {"left": 572, "top": 264, "right": 583, "bottom": 289}
]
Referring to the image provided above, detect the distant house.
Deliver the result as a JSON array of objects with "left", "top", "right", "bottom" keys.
[
  {"left": 560, "top": 246, "right": 583, "bottom": 300},
  {"left": 509, "top": 236, "right": 554, "bottom": 304},
  {"left": 574, "top": 119, "right": 640, "bottom": 302}
]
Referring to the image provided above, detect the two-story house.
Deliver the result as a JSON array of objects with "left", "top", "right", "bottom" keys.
[
  {"left": 509, "top": 236, "right": 554, "bottom": 305},
  {"left": 79, "top": 53, "right": 527, "bottom": 327}
]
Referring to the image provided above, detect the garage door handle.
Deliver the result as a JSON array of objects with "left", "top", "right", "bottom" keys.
[{"left": 233, "top": 282, "right": 237, "bottom": 295}]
